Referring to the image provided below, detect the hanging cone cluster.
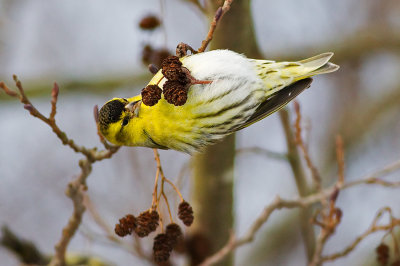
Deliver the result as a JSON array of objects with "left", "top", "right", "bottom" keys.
[
  {"left": 161, "top": 56, "right": 191, "bottom": 106},
  {"left": 140, "top": 55, "right": 190, "bottom": 107},
  {"left": 141, "top": 54, "right": 212, "bottom": 107}
]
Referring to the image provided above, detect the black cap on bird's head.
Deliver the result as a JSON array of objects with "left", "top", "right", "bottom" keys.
[{"left": 98, "top": 98, "right": 128, "bottom": 135}]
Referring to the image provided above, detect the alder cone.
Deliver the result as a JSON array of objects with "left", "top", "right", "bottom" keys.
[
  {"left": 178, "top": 201, "right": 194, "bottom": 226},
  {"left": 142, "top": 85, "right": 162, "bottom": 106}
]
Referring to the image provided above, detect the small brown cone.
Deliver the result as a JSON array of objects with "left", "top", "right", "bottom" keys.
[
  {"left": 153, "top": 233, "right": 173, "bottom": 263},
  {"left": 161, "top": 56, "right": 182, "bottom": 69},
  {"left": 161, "top": 56, "right": 185, "bottom": 81},
  {"left": 163, "top": 80, "right": 188, "bottom": 106},
  {"left": 166, "top": 223, "right": 183, "bottom": 247},
  {"left": 114, "top": 214, "right": 137, "bottom": 237},
  {"left": 178, "top": 201, "right": 194, "bottom": 226},
  {"left": 142, "top": 85, "right": 162, "bottom": 106},
  {"left": 134, "top": 210, "right": 160, "bottom": 237},
  {"left": 139, "top": 15, "right": 161, "bottom": 30},
  {"left": 376, "top": 243, "right": 390, "bottom": 265}
]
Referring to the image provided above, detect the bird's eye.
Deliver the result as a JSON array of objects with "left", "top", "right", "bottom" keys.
[{"left": 121, "top": 116, "right": 129, "bottom": 126}]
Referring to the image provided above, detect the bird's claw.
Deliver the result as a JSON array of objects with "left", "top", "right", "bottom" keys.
[{"left": 176, "top": 43, "right": 197, "bottom": 58}]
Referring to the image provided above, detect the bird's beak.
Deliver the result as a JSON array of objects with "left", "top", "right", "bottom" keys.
[{"left": 125, "top": 100, "right": 141, "bottom": 116}]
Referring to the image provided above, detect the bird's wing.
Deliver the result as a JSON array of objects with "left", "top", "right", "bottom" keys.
[{"left": 234, "top": 78, "right": 313, "bottom": 131}]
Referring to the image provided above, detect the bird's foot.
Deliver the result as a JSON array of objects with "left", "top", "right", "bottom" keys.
[{"left": 176, "top": 42, "right": 197, "bottom": 58}]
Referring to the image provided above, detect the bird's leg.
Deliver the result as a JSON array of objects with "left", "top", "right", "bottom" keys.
[
  {"left": 181, "top": 67, "right": 213, "bottom": 85},
  {"left": 176, "top": 42, "right": 197, "bottom": 58},
  {"left": 190, "top": 78, "right": 213, "bottom": 85}
]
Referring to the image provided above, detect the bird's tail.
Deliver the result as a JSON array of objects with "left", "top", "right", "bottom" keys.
[
  {"left": 254, "top": 52, "right": 339, "bottom": 96},
  {"left": 295, "top": 52, "right": 340, "bottom": 79}
]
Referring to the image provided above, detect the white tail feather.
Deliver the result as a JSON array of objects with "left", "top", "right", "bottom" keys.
[
  {"left": 295, "top": 52, "right": 339, "bottom": 79},
  {"left": 299, "top": 52, "right": 334, "bottom": 69}
]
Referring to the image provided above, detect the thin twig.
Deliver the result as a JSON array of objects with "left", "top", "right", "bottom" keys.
[
  {"left": 279, "top": 108, "right": 316, "bottom": 260},
  {"left": 153, "top": 149, "right": 184, "bottom": 202},
  {"left": 175, "top": 160, "right": 190, "bottom": 194},
  {"left": 152, "top": 167, "right": 161, "bottom": 209},
  {"left": 310, "top": 230, "right": 332, "bottom": 266},
  {"left": 309, "top": 135, "right": 346, "bottom": 266},
  {"left": 294, "top": 101, "right": 322, "bottom": 190},
  {"left": 163, "top": 177, "right": 184, "bottom": 202},
  {"left": 309, "top": 194, "right": 342, "bottom": 266},
  {"left": 197, "top": 0, "right": 234, "bottom": 53},
  {"left": 162, "top": 191, "right": 174, "bottom": 223},
  {"left": 49, "top": 83, "right": 59, "bottom": 121}
]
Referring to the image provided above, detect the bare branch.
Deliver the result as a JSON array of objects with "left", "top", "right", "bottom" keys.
[
  {"left": 199, "top": 193, "right": 327, "bottom": 266},
  {"left": 197, "top": 0, "right": 234, "bottom": 53},
  {"left": 294, "top": 101, "right": 322, "bottom": 190},
  {"left": 153, "top": 149, "right": 184, "bottom": 203},
  {"left": 322, "top": 207, "right": 400, "bottom": 262},
  {"left": 1, "top": 77, "right": 121, "bottom": 266},
  {"left": 1, "top": 77, "right": 119, "bottom": 161},
  {"left": 49, "top": 159, "right": 92, "bottom": 266},
  {"left": 309, "top": 193, "right": 342, "bottom": 266},
  {"left": 200, "top": 156, "right": 400, "bottom": 265},
  {"left": 49, "top": 83, "right": 59, "bottom": 121}
]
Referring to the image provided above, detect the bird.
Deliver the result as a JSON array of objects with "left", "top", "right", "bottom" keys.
[{"left": 98, "top": 49, "right": 339, "bottom": 154}]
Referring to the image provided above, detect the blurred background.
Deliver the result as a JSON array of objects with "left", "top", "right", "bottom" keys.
[{"left": 1, "top": 0, "right": 400, "bottom": 265}]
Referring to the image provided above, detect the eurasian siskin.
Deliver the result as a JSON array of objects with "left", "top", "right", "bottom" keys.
[{"left": 99, "top": 49, "right": 339, "bottom": 153}]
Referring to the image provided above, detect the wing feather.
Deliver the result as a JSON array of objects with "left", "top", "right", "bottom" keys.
[{"left": 234, "top": 78, "right": 313, "bottom": 131}]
